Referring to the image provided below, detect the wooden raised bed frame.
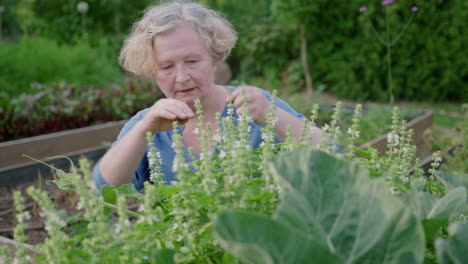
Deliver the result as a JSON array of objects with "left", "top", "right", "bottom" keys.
[{"left": 0, "top": 120, "right": 126, "bottom": 187}]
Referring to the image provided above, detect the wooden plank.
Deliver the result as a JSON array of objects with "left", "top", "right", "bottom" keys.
[
  {"left": 0, "top": 120, "right": 126, "bottom": 169},
  {"left": 0, "top": 148, "right": 107, "bottom": 187}
]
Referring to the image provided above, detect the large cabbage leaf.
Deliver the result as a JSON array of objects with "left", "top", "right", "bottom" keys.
[
  {"left": 213, "top": 209, "right": 343, "bottom": 264},
  {"left": 404, "top": 184, "right": 467, "bottom": 242},
  {"left": 435, "top": 171, "right": 468, "bottom": 191},
  {"left": 214, "top": 149, "right": 425, "bottom": 264}
]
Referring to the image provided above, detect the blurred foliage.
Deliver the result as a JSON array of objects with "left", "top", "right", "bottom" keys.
[
  {"left": 0, "top": 0, "right": 466, "bottom": 102},
  {"left": 0, "top": 0, "right": 153, "bottom": 43},
  {"left": 439, "top": 105, "right": 468, "bottom": 173},
  {"left": 0, "top": 37, "right": 124, "bottom": 96},
  {"left": 0, "top": 80, "right": 162, "bottom": 142},
  {"left": 222, "top": 0, "right": 467, "bottom": 102}
]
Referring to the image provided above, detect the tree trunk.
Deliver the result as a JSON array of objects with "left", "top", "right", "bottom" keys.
[{"left": 300, "top": 23, "right": 313, "bottom": 95}]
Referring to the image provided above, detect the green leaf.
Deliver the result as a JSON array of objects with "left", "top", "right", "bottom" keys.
[
  {"left": 269, "top": 149, "right": 425, "bottom": 263},
  {"left": 51, "top": 170, "right": 76, "bottom": 190},
  {"left": 404, "top": 187, "right": 434, "bottom": 219},
  {"left": 405, "top": 186, "right": 467, "bottom": 243},
  {"left": 355, "top": 149, "right": 372, "bottom": 159},
  {"left": 66, "top": 249, "right": 91, "bottom": 260},
  {"left": 428, "top": 187, "right": 467, "bottom": 219},
  {"left": 436, "top": 221, "right": 468, "bottom": 264},
  {"left": 435, "top": 171, "right": 468, "bottom": 191},
  {"left": 101, "top": 185, "right": 117, "bottom": 205},
  {"left": 116, "top": 183, "right": 144, "bottom": 198},
  {"left": 214, "top": 209, "right": 343, "bottom": 264},
  {"left": 152, "top": 248, "right": 176, "bottom": 264},
  {"left": 101, "top": 185, "right": 118, "bottom": 216}
]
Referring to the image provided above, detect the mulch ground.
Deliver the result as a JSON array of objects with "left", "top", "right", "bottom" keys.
[{"left": 0, "top": 178, "right": 80, "bottom": 245}]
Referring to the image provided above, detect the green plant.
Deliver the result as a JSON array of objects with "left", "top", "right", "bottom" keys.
[
  {"left": 359, "top": 1, "right": 418, "bottom": 103},
  {"left": 0, "top": 37, "right": 124, "bottom": 96}
]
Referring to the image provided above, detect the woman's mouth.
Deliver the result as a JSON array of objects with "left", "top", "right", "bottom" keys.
[{"left": 179, "top": 88, "right": 195, "bottom": 93}]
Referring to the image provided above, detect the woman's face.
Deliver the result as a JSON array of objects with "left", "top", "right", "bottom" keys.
[{"left": 152, "top": 23, "right": 218, "bottom": 107}]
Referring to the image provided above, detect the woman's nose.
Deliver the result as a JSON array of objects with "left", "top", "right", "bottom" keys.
[{"left": 175, "top": 65, "right": 190, "bottom": 83}]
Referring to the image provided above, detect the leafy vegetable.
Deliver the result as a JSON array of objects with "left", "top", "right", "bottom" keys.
[{"left": 214, "top": 149, "right": 426, "bottom": 263}]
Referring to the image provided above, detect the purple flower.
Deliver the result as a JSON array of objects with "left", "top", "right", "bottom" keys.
[
  {"left": 411, "top": 6, "right": 418, "bottom": 13},
  {"left": 382, "top": 0, "right": 394, "bottom": 6},
  {"left": 359, "top": 7, "right": 368, "bottom": 13}
]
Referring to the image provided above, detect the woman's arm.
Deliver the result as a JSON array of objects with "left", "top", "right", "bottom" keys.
[{"left": 98, "top": 98, "right": 194, "bottom": 188}]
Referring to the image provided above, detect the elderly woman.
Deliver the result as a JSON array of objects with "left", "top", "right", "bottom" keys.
[{"left": 94, "top": 1, "right": 322, "bottom": 191}]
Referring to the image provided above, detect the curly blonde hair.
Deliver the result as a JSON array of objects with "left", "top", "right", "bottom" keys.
[{"left": 119, "top": 1, "right": 237, "bottom": 79}]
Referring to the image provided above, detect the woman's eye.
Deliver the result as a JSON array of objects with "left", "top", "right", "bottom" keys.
[
  {"left": 188, "top": 60, "right": 198, "bottom": 64},
  {"left": 162, "top": 65, "right": 173, "bottom": 70}
]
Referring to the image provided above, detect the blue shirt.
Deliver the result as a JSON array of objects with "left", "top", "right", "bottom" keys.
[{"left": 93, "top": 86, "right": 305, "bottom": 191}]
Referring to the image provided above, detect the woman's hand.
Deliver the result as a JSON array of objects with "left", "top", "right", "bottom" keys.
[
  {"left": 138, "top": 98, "right": 195, "bottom": 133},
  {"left": 230, "top": 86, "right": 272, "bottom": 125}
]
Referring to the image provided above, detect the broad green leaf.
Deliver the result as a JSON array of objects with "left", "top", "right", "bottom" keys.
[
  {"left": 435, "top": 171, "right": 468, "bottom": 191},
  {"left": 436, "top": 221, "right": 468, "bottom": 264},
  {"left": 101, "top": 185, "right": 117, "bottom": 205},
  {"left": 101, "top": 185, "right": 117, "bottom": 216},
  {"left": 404, "top": 187, "right": 434, "bottom": 219},
  {"left": 116, "top": 183, "right": 144, "bottom": 198},
  {"left": 269, "top": 149, "right": 425, "bottom": 263},
  {"left": 214, "top": 209, "right": 343, "bottom": 264},
  {"left": 405, "top": 186, "right": 467, "bottom": 243},
  {"left": 428, "top": 187, "right": 467, "bottom": 219},
  {"left": 152, "top": 248, "right": 176, "bottom": 264}
]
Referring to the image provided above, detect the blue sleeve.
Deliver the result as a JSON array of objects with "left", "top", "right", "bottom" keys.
[{"left": 93, "top": 109, "right": 151, "bottom": 192}]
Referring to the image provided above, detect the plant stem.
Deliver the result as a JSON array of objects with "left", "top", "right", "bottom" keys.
[
  {"left": 391, "top": 13, "right": 415, "bottom": 46},
  {"left": 364, "top": 14, "right": 386, "bottom": 46},
  {"left": 385, "top": 7, "right": 394, "bottom": 104}
]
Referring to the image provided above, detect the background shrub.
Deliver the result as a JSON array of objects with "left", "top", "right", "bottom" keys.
[
  {"left": 0, "top": 37, "right": 124, "bottom": 96},
  {"left": 223, "top": 0, "right": 468, "bottom": 102},
  {"left": 1, "top": 0, "right": 466, "bottom": 102}
]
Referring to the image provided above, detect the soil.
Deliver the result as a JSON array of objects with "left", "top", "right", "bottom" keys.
[
  {"left": 0, "top": 177, "right": 80, "bottom": 245},
  {"left": 0, "top": 176, "right": 141, "bottom": 252}
]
